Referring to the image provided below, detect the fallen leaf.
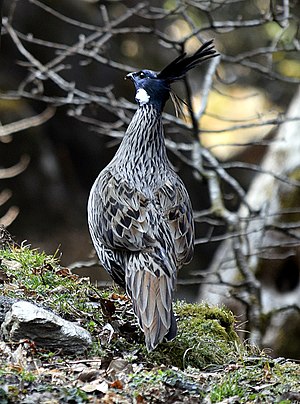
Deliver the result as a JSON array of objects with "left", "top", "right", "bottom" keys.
[
  {"left": 110, "top": 293, "right": 128, "bottom": 301},
  {"left": 78, "top": 368, "right": 99, "bottom": 382},
  {"left": 1, "top": 258, "right": 22, "bottom": 271},
  {"left": 81, "top": 379, "right": 109, "bottom": 393},
  {"left": 100, "top": 323, "right": 115, "bottom": 345},
  {"left": 0, "top": 268, "right": 10, "bottom": 282},
  {"left": 71, "top": 364, "right": 88, "bottom": 373},
  {"left": 100, "top": 298, "right": 116, "bottom": 316},
  {"left": 55, "top": 267, "right": 78, "bottom": 280},
  {"left": 110, "top": 379, "right": 123, "bottom": 389},
  {"left": 107, "top": 358, "right": 129, "bottom": 375},
  {"left": 136, "top": 394, "right": 146, "bottom": 403},
  {"left": 102, "top": 391, "right": 130, "bottom": 404},
  {"left": 106, "top": 358, "right": 133, "bottom": 382},
  {"left": 11, "top": 345, "right": 27, "bottom": 367}
]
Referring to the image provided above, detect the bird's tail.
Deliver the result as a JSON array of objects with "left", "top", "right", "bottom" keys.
[{"left": 125, "top": 252, "right": 177, "bottom": 352}]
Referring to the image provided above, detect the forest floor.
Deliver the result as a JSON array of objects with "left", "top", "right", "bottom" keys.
[{"left": 0, "top": 234, "right": 299, "bottom": 403}]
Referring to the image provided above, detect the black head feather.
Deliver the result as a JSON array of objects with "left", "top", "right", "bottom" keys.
[{"left": 157, "top": 39, "right": 218, "bottom": 83}]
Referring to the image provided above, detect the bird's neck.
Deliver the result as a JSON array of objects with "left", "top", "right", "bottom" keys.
[{"left": 112, "top": 105, "right": 169, "bottom": 188}]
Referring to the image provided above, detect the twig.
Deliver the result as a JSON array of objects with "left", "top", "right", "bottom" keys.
[
  {"left": 0, "top": 107, "right": 55, "bottom": 137},
  {"left": 196, "top": 56, "right": 221, "bottom": 121},
  {"left": 0, "top": 156, "right": 30, "bottom": 179}
]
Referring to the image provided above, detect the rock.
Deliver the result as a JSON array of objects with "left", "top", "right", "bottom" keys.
[{"left": 1, "top": 300, "right": 92, "bottom": 353}]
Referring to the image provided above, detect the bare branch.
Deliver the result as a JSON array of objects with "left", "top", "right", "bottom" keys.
[
  {"left": 0, "top": 189, "right": 12, "bottom": 206},
  {"left": 0, "top": 106, "right": 55, "bottom": 137},
  {"left": 0, "top": 156, "right": 30, "bottom": 179},
  {"left": 196, "top": 56, "right": 221, "bottom": 121},
  {"left": 0, "top": 206, "right": 19, "bottom": 227}
]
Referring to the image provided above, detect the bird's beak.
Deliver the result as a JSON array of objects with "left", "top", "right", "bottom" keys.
[{"left": 125, "top": 72, "right": 134, "bottom": 81}]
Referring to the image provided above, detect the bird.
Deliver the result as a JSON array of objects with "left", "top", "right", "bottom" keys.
[{"left": 88, "top": 40, "right": 218, "bottom": 351}]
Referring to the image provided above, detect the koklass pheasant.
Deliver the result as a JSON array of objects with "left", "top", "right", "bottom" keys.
[{"left": 88, "top": 40, "right": 218, "bottom": 351}]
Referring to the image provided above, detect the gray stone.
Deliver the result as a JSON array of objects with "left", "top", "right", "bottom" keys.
[{"left": 1, "top": 300, "right": 92, "bottom": 353}]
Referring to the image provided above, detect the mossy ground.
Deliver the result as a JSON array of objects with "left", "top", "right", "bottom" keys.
[{"left": 0, "top": 242, "right": 299, "bottom": 403}]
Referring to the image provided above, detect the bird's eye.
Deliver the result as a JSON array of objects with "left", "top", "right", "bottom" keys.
[{"left": 139, "top": 71, "right": 146, "bottom": 78}]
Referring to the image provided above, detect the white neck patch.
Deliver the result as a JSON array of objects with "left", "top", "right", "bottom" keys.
[{"left": 135, "top": 88, "right": 150, "bottom": 105}]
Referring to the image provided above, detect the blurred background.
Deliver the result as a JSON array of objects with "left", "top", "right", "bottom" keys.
[{"left": 1, "top": 0, "right": 300, "bottom": 358}]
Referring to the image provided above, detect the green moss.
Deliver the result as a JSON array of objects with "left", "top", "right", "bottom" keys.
[
  {"left": 141, "top": 302, "right": 241, "bottom": 369},
  {"left": 176, "top": 301, "right": 239, "bottom": 341}
]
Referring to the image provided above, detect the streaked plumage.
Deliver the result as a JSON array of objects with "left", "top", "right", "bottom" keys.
[{"left": 88, "top": 40, "right": 218, "bottom": 351}]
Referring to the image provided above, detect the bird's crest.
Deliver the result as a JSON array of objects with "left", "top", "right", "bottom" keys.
[
  {"left": 157, "top": 39, "right": 218, "bottom": 83},
  {"left": 160, "top": 39, "right": 218, "bottom": 117}
]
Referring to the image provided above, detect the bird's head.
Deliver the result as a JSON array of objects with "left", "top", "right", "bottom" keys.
[
  {"left": 125, "top": 39, "right": 218, "bottom": 112},
  {"left": 125, "top": 69, "right": 170, "bottom": 111}
]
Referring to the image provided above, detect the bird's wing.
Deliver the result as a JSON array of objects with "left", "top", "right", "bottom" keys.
[
  {"left": 88, "top": 170, "right": 157, "bottom": 251},
  {"left": 89, "top": 169, "right": 194, "bottom": 266},
  {"left": 154, "top": 175, "right": 194, "bottom": 268}
]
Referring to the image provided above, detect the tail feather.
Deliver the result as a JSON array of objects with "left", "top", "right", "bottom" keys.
[
  {"left": 126, "top": 253, "right": 176, "bottom": 351},
  {"left": 165, "top": 310, "right": 177, "bottom": 341}
]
